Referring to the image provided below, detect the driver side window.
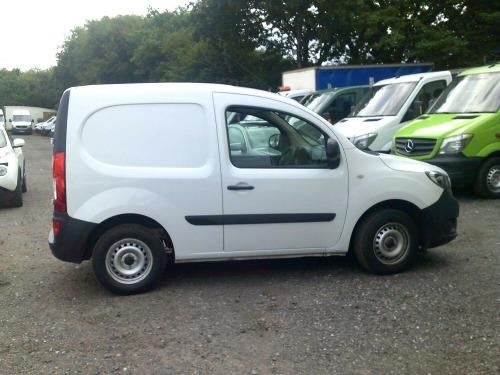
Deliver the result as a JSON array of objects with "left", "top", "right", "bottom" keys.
[{"left": 225, "top": 106, "right": 329, "bottom": 169}]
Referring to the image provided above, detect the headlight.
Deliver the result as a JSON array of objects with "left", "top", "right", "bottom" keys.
[
  {"left": 439, "top": 134, "right": 473, "bottom": 154},
  {"left": 352, "top": 133, "right": 377, "bottom": 150},
  {"left": 0, "top": 166, "right": 7, "bottom": 176},
  {"left": 426, "top": 171, "right": 451, "bottom": 191}
]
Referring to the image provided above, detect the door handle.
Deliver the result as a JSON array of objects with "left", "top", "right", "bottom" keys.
[{"left": 227, "top": 185, "right": 254, "bottom": 191}]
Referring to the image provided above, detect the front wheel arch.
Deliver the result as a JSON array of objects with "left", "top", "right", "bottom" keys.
[
  {"left": 348, "top": 199, "right": 425, "bottom": 253},
  {"left": 473, "top": 156, "right": 500, "bottom": 198}
]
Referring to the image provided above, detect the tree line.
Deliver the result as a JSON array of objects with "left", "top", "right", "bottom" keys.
[{"left": 1, "top": 0, "right": 498, "bottom": 110}]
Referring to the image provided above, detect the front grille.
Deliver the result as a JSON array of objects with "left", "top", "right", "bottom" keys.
[{"left": 395, "top": 138, "right": 437, "bottom": 156}]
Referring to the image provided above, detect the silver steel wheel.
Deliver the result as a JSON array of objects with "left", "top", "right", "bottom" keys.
[
  {"left": 105, "top": 238, "right": 153, "bottom": 284},
  {"left": 373, "top": 223, "right": 410, "bottom": 265},
  {"left": 486, "top": 165, "right": 500, "bottom": 193}
]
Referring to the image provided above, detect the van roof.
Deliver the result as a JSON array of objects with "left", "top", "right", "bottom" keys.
[
  {"left": 458, "top": 64, "right": 500, "bottom": 76},
  {"left": 69, "top": 83, "right": 291, "bottom": 103},
  {"left": 374, "top": 71, "right": 451, "bottom": 86}
]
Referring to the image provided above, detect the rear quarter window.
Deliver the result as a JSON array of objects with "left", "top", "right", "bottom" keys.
[{"left": 81, "top": 104, "right": 208, "bottom": 168}]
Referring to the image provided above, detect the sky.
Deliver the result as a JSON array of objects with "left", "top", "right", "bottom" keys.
[{"left": 0, "top": 0, "right": 191, "bottom": 71}]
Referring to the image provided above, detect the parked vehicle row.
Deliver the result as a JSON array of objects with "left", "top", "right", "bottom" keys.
[
  {"left": 48, "top": 83, "right": 459, "bottom": 294},
  {"left": 297, "top": 65, "right": 498, "bottom": 198},
  {"left": 0, "top": 125, "right": 27, "bottom": 207},
  {"left": 393, "top": 64, "right": 500, "bottom": 198}
]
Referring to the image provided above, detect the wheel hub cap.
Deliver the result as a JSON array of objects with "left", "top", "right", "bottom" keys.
[
  {"left": 373, "top": 223, "right": 410, "bottom": 265},
  {"left": 486, "top": 166, "right": 500, "bottom": 193},
  {"left": 105, "top": 239, "right": 153, "bottom": 284}
]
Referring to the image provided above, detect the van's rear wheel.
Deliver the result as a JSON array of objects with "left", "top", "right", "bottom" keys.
[
  {"left": 474, "top": 157, "right": 500, "bottom": 199},
  {"left": 353, "top": 209, "right": 418, "bottom": 274},
  {"left": 92, "top": 225, "right": 167, "bottom": 295}
]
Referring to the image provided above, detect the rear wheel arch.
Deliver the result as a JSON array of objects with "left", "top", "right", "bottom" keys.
[{"left": 84, "top": 214, "right": 174, "bottom": 261}]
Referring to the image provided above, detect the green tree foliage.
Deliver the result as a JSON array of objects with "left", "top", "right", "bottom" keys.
[
  {"left": 189, "top": 0, "right": 292, "bottom": 89},
  {"left": 342, "top": 0, "right": 499, "bottom": 68},
  {"left": 55, "top": 15, "right": 147, "bottom": 86},
  {"left": 0, "top": 68, "right": 60, "bottom": 109}
]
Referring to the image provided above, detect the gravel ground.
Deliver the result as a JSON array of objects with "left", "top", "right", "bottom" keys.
[{"left": 0, "top": 135, "right": 498, "bottom": 375}]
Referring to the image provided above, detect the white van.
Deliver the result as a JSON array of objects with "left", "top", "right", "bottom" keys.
[
  {"left": 48, "top": 83, "right": 459, "bottom": 294},
  {"left": 335, "top": 71, "right": 452, "bottom": 152},
  {"left": 10, "top": 109, "right": 33, "bottom": 135}
]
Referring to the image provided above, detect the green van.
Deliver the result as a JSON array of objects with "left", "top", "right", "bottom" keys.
[
  {"left": 300, "top": 86, "right": 368, "bottom": 124},
  {"left": 393, "top": 64, "right": 500, "bottom": 198}
]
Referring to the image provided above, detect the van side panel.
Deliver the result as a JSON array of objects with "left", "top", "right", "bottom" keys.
[{"left": 65, "top": 88, "right": 224, "bottom": 259}]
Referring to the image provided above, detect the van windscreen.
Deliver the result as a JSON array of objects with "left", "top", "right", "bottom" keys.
[
  {"left": 428, "top": 72, "right": 500, "bottom": 114},
  {"left": 350, "top": 82, "right": 417, "bottom": 117},
  {"left": 13, "top": 115, "right": 30, "bottom": 122}
]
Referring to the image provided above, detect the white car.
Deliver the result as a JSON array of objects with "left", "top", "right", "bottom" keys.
[
  {"left": 0, "top": 126, "right": 27, "bottom": 207},
  {"left": 34, "top": 117, "right": 53, "bottom": 134},
  {"left": 48, "top": 83, "right": 459, "bottom": 294},
  {"left": 41, "top": 116, "right": 57, "bottom": 136}
]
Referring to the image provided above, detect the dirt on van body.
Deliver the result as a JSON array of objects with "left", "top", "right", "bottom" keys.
[{"left": 0, "top": 135, "right": 498, "bottom": 374}]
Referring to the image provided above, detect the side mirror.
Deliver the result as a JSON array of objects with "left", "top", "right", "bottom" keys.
[
  {"left": 413, "top": 100, "right": 423, "bottom": 116},
  {"left": 326, "top": 138, "right": 341, "bottom": 169},
  {"left": 9, "top": 119, "right": 12, "bottom": 122},
  {"left": 13, "top": 138, "right": 25, "bottom": 148},
  {"left": 269, "top": 134, "right": 280, "bottom": 150}
]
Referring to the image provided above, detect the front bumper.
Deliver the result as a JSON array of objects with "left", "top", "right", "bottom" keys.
[
  {"left": 420, "top": 189, "right": 459, "bottom": 249},
  {"left": 416, "top": 154, "right": 482, "bottom": 188},
  {"left": 48, "top": 211, "right": 97, "bottom": 263},
  {"left": 12, "top": 127, "right": 32, "bottom": 134}
]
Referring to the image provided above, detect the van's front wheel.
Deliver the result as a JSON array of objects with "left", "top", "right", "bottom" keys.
[
  {"left": 92, "top": 225, "right": 167, "bottom": 295},
  {"left": 474, "top": 157, "right": 500, "bottom": 199},
  {"left": 353, "top": 209, "right": 418, "bottom": 275}
]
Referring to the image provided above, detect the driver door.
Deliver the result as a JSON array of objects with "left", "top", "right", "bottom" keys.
[{"left": 213, "top": 92, "right": 348, "bottom": 253}]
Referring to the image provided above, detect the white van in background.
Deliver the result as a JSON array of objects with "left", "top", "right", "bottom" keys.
[
  {"left": 335, "top": 71, "right": 452, "bottom": 152},
  {"left": 10, "top": 109, "right": 33, "bottom": 135},
  {"left": 48, "top": 83, "right": 459, "bottom": 294}
]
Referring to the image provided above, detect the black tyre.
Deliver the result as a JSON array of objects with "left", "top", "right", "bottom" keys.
[
  {"left": 473, "top": 157, "right": 500, "bottom": 199},
  {"left": 92, "top": 225, "right": 167, "bottom": 295},
  {"left": 21, "top": 162, "right": 27, "bottom": 193},
  {"left": 10, "top": 169, "right": 23, "bottom": 207},
  {"left": 353, "top": 209, "right": 418, "bottom": 275}
]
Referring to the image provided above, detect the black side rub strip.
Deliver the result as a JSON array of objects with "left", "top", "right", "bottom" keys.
[{"left": 185, "top": 213, "right": 336, "bottom": 226}]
